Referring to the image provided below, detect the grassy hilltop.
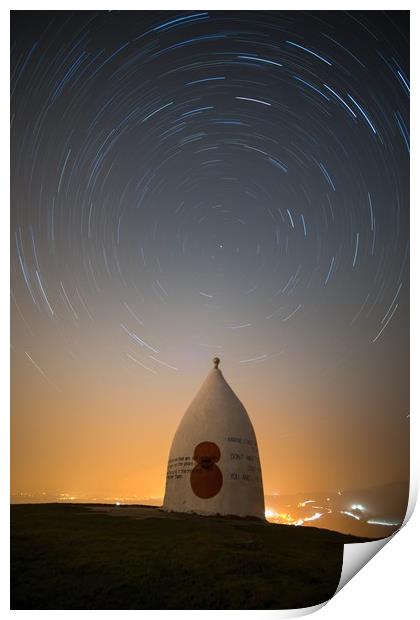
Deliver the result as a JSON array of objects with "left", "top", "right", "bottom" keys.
[{"left": 11, "top": 503, "right": 369, "bottom": 610}]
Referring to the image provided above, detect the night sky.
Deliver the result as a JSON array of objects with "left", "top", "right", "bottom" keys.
[{"left": 11, "top": 11, "right": 409, "bottom": 502}]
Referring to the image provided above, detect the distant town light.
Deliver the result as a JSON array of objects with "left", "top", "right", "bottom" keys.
[{"left": 341, "top": 510, "right": 360, "bottom": 520}]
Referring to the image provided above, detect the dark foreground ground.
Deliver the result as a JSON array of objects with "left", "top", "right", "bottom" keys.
[{"left": 11, "top": 503, "right": 369, "bottom": 610}]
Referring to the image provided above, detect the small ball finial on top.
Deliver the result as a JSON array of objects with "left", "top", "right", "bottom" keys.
[{"left": 213, "top": 357, "right": 220, "bottom": 369}]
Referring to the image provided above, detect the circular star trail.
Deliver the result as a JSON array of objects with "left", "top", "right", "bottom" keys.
[{"left": 11, "top": 10, "right": 409, "bottom": 380}]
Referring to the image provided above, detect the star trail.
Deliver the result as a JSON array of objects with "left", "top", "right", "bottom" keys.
[{"left": 11, "top": 11, "right": 409, "bottom": 501}]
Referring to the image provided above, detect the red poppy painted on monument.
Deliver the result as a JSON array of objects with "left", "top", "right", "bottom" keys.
[{"left": 190, "top": 441, "right": 223, "bottom": 499}]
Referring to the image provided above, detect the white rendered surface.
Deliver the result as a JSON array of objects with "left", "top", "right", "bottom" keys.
[{"left": 163, "top": 366, "right": 265, "bottom": 518}]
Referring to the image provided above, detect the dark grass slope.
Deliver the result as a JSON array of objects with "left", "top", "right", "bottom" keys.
[{"left": 11, "top": 503, "right": 368, "bottom": 610}]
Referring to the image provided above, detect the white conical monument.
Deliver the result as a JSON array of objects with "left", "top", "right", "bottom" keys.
[{"left": 162, "top": 358, "right": 265, "bottom": 519}]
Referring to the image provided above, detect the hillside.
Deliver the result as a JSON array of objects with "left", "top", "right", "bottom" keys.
[{"left": 11, "top": 503, "right": 371, "bottom": 610}]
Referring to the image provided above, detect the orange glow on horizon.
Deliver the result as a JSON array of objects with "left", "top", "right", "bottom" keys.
[{"left": 11, "top": 351, "right": 409, "bottom": 508}]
